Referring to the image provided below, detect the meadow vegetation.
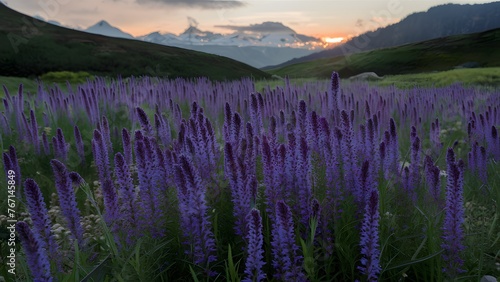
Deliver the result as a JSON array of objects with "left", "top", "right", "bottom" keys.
[{"left": 0, "top": 73, "right": 499, "bottom": 281}]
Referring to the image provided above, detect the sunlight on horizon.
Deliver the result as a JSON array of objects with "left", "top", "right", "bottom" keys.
[{"left": 323, "top": 37, "right": 344, "bottom": 43}]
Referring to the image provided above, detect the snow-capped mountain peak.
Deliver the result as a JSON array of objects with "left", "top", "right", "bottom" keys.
[
  {"left": 85, "top": 20, "right": 134, "bottom": 39},
  {"left": 83, "top": 20, "right": 333, "bottom": 68}
]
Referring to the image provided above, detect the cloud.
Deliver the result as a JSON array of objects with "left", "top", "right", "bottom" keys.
[
  {"left": 215, "top": 21, "right": 295, "bottom": 33},
  {"left": 136, "top": 0, "right": 245, "bottom": 9}
]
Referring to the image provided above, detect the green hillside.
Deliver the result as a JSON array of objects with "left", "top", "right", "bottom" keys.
[
  {"left": 0, "top": 4, "right": 270, "bottom": 80},
  {"left": 269, "top": 28, "right": 500, "bottom": 79}
]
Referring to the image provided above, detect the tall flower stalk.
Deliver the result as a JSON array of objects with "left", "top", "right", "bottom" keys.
[
  {"left": 243, "top": 209, "right": 266, "bottom": 282},
  {"left": 50, "top": 159, "right": 84, "bottom": 245},
  {"left": 358, "top": 188, "right": 381, "bottom": 281},
  {"left": 16, "top": 221, "right": 53, "bottom": 282},
  {"left": 441, "top": 148, "right": 466, "bottom": 278},
  {"left": 24, "top": 179, "right": 59, "bottom": 262}
]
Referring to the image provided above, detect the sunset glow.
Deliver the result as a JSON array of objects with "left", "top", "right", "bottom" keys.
[{"left": 323, "top": 37, "right": 344, "bottom": 43}]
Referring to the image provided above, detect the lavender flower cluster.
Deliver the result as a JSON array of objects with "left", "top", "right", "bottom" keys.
[{"left": 2, "top": 71, "right": 499, "bottom": 281}]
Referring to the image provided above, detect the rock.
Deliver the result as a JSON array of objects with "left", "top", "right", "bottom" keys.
[
  {"left": 348, "top": 72, "right": 383, "bottom": 81},
  {"left": 481, "top": 275, "right": 498, "bottom": 282}
]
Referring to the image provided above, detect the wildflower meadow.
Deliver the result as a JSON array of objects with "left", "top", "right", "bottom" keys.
[{"left": 1, "top": 73, "right": 499, "bottom": 281}]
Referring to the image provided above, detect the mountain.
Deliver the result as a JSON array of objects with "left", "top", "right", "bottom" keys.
[
  {"left": 85, "top": 20, "right": 134, "bottom": 39},
  {"left": 267, "top": 2, "right": 500, "bottom": 69},
  {"left": 136, "top": 22, "right": 325, "bottom": 67},
  {"left": 139, "top": 21, "right": 323, "bottom": 49},
  {"left": 269, "top": 28, "right": 500, "bottom": 78},
  {"left": 0, "top": 3, "right": 270, "bottom": 80}
]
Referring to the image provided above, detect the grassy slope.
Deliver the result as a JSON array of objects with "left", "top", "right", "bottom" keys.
[
  {"left": 0, "top": 4, "right": 270, "bottom": 81},
  {"left": 375, "top": 67, "right": 500, "bottom": 88},
  {"left": 269, "top": 28, "right": 500, "bottom": 79}
]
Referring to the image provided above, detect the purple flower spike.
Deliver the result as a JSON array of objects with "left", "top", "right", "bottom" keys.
[
  {"left": 408, "top": 134, "right": 421, "bottom": 201},
  {"left": 30, "top": 109, "right": 40, "bottom": 153},
  {"left": 42, "top": 131, "right": 51, "bottom": 155},
  {"left": 74, "top": 125, "right": 85, "bottom": 164},
  {"left": 358, "top": 188, "right": 381, "bottom": 282},
  {"left": 136, "top": 107, "right": 153, "bottom": 137},
  {"left": 50, "top": 159, "right": 84, "bottom": 245},
  {"left": 121, "top": 128, "right": 132, "bottom": 165},
  {"left": 442, "top": 148, "right": 465, "bottom": 278},
  {"left": 101, "top": 116, "right": 113, "bottom": 152},
  {"left": 329, "top": 71, "right": 340, "bottom": 124},
  {"left": 24, "top": 179, "right": 59, "bottom": 262},
  {"left": 54, "top": 128, "right": 69, "bottom": 161},
  {"left": 243, "top": 209, "right": 266, "bottom": 282},
  {"left": 174, "top": 155, "right": 217, "bottom": 268},
  {"left": 8, "top": 146, "right": 21, "bottom": 183},
  {"left": 424, "top": 155, "right": 441, "bottom": 204},
  {"left": 16, "top": 222, "right": 53, "bottom": 282},
  {"left": 491, "top": 126, "right": 500, "bottom": 161},
  {"left": 92, "top": 130, "right": 118, "bottom": 224},
  {"left": 271, "top": 200, "right": 306, "bottom": 281},
  {"left": 114, "top": 152, "right": 138, "bottom": 242}
]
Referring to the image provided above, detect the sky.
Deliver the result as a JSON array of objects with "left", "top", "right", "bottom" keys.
[{"left": 2, "top": 0, "right": 494, "bottom": 40}]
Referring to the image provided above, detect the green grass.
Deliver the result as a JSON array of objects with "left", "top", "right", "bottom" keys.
[
  {"left": 375, "top": 67, "right": 500, "bottom": 88},
  {"left": 0, "top": 5, "right": 269, "bottom": 81},
  {"left": 269, "top": 28, "right": 500, "bottom": 80},
  {"left": 0, "top": 76, "right": 38, "bottom": 95}
]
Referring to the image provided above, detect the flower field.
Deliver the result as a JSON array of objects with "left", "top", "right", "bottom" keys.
[{"left": 1, "top": 73, "right": 499, "bottom": 281}]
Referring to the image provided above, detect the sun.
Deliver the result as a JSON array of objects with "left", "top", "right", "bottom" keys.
[{"left": 323, "top": 37, "right": 344, "bottom": 43}]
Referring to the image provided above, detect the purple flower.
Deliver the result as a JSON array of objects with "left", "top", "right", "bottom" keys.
[
  {"left": 357, "top": 160, "right": 376, "bottom": 207},
  {"left": 155, "top": 113, "right": 171, "bottom": 147},
  {"left": 262, "top": 137, "right": 277, "bottom": 216},
  {"left": 30, "top": 109, "right": 40, "bottom": 153},
  {"left": 224, "top": 102, "right": 232, "bottom": 142},
  {"left": 121, "top": 128, "right": 132, "bottom": 165},
  {"left": 22, "top": 112, "right": 33, "bottom": 144},
  {"left": 358, "top": 188, "right": 381, "bottom": 282},
  {"left": 56, "top": 128, "right": 69, "bottom": 161},
  {"left": 74, "top": 125, "right": 85, "bottom": 164},
  {"left": 114, "top": 152, "right": 139, "bottom": 242},
  {"left": 296, "top": 136, "right": 312, "bottom": 226},
  {"left": 136, "top": 107, "right": 153, "bottom": 136},
  {"left": 478, "top": 146, "right": 488, "bottom": 185},
  {"left": 490, "top": 126, "right": 499, "bottom": 161},
  {"left": 16, "top": 221, "right": 53, "bottom": 282},
  {"left": 42, "top": 131, "right": 51, "bottom": 155},
  {"left": 24, "top": 179, "right": 59, "bottom": 261},
  {"left": 0, "top": 113, "right": 11, "bottom": 135},
  {"left": 271, "top": 200, "right": 306, "bottom": 281},
  {"left": 8, "top": 145, "right": 21, "bottom": 184},
  {"left": 329, "top": 71, "right": 340, "bottom": 125},
  {"left": 134, "top": 138, "right": 156, "bottom": 232},
  {"left": 424, "top": 155, "right": 441, "bottom": 204},
  {"left": 92, "top": 130, "right": 118, "bottom": 224},
  {"left": 224, "top": 141, "right": 252, "bottom": 236},
  {"left": 389, "top": 118, "right": 400, "bottom": 173},
  {"left": 50, "top": 159, "right": 84, "bottom": 244},
  {"left": 408, "top": 131, "right": 421, "bottom": 201},
  {"left": 174, "top": 155, "right": 217, "bottom": 268},
  {"left": 101, "top": 116, "right": 113, "bottom": 152},
  {"left": 442, "top": 148, "right": 465, "bottom": 278},
  {"left": 340, "top": 110, "right": 358, "bottom": 195},
  {"left": 243, "top": 209, "right": 266, "bottom": 282}
]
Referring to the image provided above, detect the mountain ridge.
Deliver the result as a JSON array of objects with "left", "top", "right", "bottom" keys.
[
  {"left": 265, "top": 2, "right": 500, "bottom": 69},
  {"left": 268, "top": 27, "right": 500, "bottom": 78},
  {"left": 0, "top": 4, "right": 270, "bottom": 80}
]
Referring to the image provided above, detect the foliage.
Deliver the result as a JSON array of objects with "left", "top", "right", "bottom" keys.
[{"left": 1, "top": 74, "right": 499, "bottom": 281}]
